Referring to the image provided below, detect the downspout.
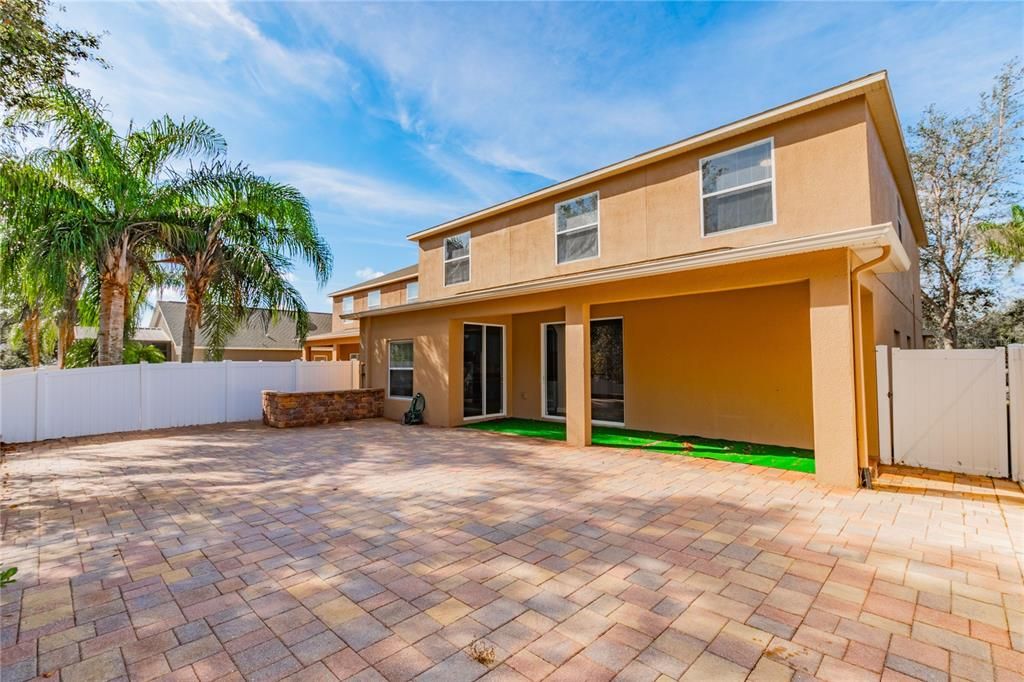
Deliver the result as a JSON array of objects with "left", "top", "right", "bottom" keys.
[{"left": 851, "top": 245, "right": 891, "bottom": 489}]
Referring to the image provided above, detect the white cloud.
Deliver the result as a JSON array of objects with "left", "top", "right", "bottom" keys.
[
  {"left": 264, "top": 160, "right": 466, "bottom": 219},
  {"left": 61, "top": 1, "right": 348, "bottom": 131},
  {"left": 356, "top": 267, "right": 385, "bottom": 280},
  {"left": 286, "top": 1, "right": 1023, "bottom": 189}
]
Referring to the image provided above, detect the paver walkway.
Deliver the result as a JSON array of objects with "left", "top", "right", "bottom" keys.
[{"left": 1, "top": 419, "right": 1022, "bottom": 682}]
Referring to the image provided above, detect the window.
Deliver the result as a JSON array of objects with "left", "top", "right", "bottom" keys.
[
  {"left": 555, "top": 192, "right": 599, "bottom": 263},
  {"left": 367, "top": 289, "right": 381, "bottom": 308},
  {"left": 444, "top": 232, "right": 470, "bottom": 286},
  {"left": 341, "top": 296, "right": 354, "bottom": 314},
  {"left": 388, "top": 340, "right": 413, "bottom": 398},
  {"left": 406, "top": 281, "right": 419, "bottom": 301},
  {"left": 700, "top": 139, "right": 774, "bottom": 235},
  {"left": 349, "top": 353, "right": 360, "bottom": 361}
]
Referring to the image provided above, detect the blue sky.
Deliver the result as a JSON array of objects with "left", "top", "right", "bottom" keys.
[{"left": 60, "top": 1, "right": 1023, "bottom": 310}]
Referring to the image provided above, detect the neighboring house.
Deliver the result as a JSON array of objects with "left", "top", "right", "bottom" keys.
[
  {"left": 303, "top": 264, "right": 419, "bottom": 361},
  {"left": 341, "top": 71, "right": 925, "bottom": 488},
  {"left": 74, "top": 326, "right": 174, "bottom": 360},
  {"left": 147, "top": 300, "right": 332, "bottom": 361}
]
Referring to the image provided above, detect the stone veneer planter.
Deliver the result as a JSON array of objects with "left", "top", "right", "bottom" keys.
[{"left": 262, "top": 388, "right": 384, "bottom": 428}]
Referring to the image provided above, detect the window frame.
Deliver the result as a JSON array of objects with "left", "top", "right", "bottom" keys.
[
  {"left": 553, "top": 191, "right": 601, "bottom": 265},
  {"left": 341, "top": 295, "right": 354, "bottom": 315},
  {"left": 699, "top": 138, "right": 776, "bottom": 238},
  {"left": 406, "top": 280, "right": 419, "bottom": 301},
  {"left": 443, "top": 231, "right": 471, "bottom": 287},
  {"left": 387, "top": 339, "right": 414, "bottom": 400},
  {"left": 367, "top": 289, "right": 381, "bottom": 309}
]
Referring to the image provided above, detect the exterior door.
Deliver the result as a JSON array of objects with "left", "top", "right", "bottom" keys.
[
  {"left": 464, "top": 323, "right": 505, "bottom": 418},
  {"left": 542, "top": 319, "right": 625, "bottom": 425}
]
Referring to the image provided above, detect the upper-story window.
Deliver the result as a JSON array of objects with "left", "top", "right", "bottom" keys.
[
  {"left": 367, "top": 289, "right": 381, "bottom": 308},
  {"left": 406, "top": 281, "right": 419, "bottom": 301},
  {"left": 555, "top": 192, "right": 599, "bottom": 264},
  {"left": 700, "top": 139, "right": 774, "bottom": 235},
  {"left": 444, "top": 232, "right": 471, "bottom": 286},
  {"left": 341, "top": 295, "right": 354, "bottom": 315}
]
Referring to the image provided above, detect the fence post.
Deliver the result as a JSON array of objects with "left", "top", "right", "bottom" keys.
[
  {"left": 351, "top": 361, "right": 360, "bottom": 390},
  {"left": 292, "top": 359, "right": 301, "bottom": 392},
  {"left": 875, "top": 345, "right": 892, "bottom": 465},
  {"left": 1010, "top": 344, "right": 1023, "bottom": 482},
  {"left": 889, "top": 347, "right": 900, "bottom": 464},
  {"left": 33, "top": 367, "right": 43, "bottom": 442},
  {"left": 222, "top": 360, "right": 231, "bottom": 424},
  {"left": 139, "top": 361, "right": 149, "bottom": 430}
]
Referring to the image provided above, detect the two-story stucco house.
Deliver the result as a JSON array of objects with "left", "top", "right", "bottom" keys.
[
  {"left": 303, "top": 265, "right": 419, "bottom": 361},
  {"left": 342, "top": 72, "right": 925, "bottom": 488}
]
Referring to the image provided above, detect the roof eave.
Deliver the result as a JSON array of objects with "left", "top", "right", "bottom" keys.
[
  {"left": 406, "top": 71, "right": 905, "bottom": 242},
  {"left": 327, "top": 272, "right": 419, "bottom": 298}
]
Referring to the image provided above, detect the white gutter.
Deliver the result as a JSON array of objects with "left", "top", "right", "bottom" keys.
[{"left": 346, "top": 223, "right": 907, "bottom": 319}]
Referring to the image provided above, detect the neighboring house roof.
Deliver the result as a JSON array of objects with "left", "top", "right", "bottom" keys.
[
  {"left": 151, "top": 300, "right": 332, "bottom": 350},
  {"left": 407, "top": 71, "right": 925, "bottom": 245},
  {"left": 329, "top": 264, "right": 418, "bottom": 297},
  {"left": 305, "top": 329, "right": 360, "bottom": 342},
  {"left": 74, "top": 326, "right": 171, "bottom": 343}
]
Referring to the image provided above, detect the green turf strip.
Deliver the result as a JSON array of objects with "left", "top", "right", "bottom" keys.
[{"left": 462, "top": 418, "right": 815, "bottom": 473}]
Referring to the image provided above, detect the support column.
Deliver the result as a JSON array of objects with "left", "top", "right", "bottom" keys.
[
  {"left": 565, "top": 302, "right": 592, "bottom": 447},
  {"left": 809, "top": 254, "right": 859, "bottom": 488},
  {"left": 360, "top": 317, "right": 372, "bottom": 390}
]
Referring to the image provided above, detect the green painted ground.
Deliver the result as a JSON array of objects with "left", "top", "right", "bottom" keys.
[{"left": 462, "top": 418, "right": 815, "bottom": 473}]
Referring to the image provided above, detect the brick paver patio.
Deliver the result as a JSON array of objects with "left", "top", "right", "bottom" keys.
[{"left": 1, "top": 419, "right": 1022, "bottom": 682}]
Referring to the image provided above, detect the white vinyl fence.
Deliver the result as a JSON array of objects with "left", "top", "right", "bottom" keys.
[
  {"left": 876, "top": 345, "right": 1021, "bottom": 480},
  {"left": 0, "top": 360, "right": 360, "bottom": 444}
]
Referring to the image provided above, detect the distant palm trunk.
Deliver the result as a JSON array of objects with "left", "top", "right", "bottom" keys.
[
  {"left": 96, "top": 241, "right": 132, "bottom": 366},
  {"left": 180, "top": 293, "right": 203, "bottom": 363},
  {"left": 97, "top": 277, "right": 130, "bottom": 365},
  {"left": 23, "top": 309, "right": 41, "bottom": 367},
  {"left": 57, "top": 318, "right": 75, "bottom": 368},
  {"left": 56, "top": 270, "right": 81, "bottom": 368}
]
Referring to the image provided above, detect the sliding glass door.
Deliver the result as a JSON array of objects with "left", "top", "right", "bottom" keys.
[
  {"left": 464, "top": 323, "right": 505, "bottom": 418},
  {"left": 542, "top": 318, "right": 624, "bottom": 424},
  {"left": 543, "top": 323, "right": 567, "bottom": 418},
  {"left": 590, "top": 318, "right": 624, "bottom": 423}
]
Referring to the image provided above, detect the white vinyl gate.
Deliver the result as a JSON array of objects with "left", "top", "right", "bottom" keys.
[
  {"left": 0, "top": 360, "right": 361, "bottom": 444},
  {"left": 876, "top": 346, "right": 1016, "bottom": 478}
]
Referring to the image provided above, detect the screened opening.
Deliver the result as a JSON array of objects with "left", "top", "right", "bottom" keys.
[
  {"left": 701, "top": 140, "right": 774, "bottom": 234},
  {"left": 444, "top": 232, "right": 471, "bottom": 285},
  {"left": 555, "top": 192, "right": 599, "bottom": 263},
  {"left": 388, "top": 340, "right": 413, "bottom": 398}
]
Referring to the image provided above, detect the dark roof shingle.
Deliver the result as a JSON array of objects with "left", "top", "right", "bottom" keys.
[{"left": 153, "top": 301, "right": 332, "bottom": 350}]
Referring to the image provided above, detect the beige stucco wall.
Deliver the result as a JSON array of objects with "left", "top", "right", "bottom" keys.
[
  {"left": 502, "top": 283, "right": 814, "bottom": 448},
  {"left": 363, "top": 249, "right": 859, "bottom": 485},
  {"left": 863, "top": 113, "right": 923, "bottom": 350},
  {"left": 417, "top": 97, "right": 875, "bottom": 302}
]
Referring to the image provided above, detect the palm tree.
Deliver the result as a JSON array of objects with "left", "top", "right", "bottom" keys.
[
  {"left": 0, "top": 158, "right": 85, "bottom": 366},
  {"left": 161, "top": 162, "right": 332, "bottom": 362},
  {"left": 982, "top": 204, "right": 1024, "bottom": 263},
  {"left": 5, "top": 87, "right": 226, "bottom": 365}
]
